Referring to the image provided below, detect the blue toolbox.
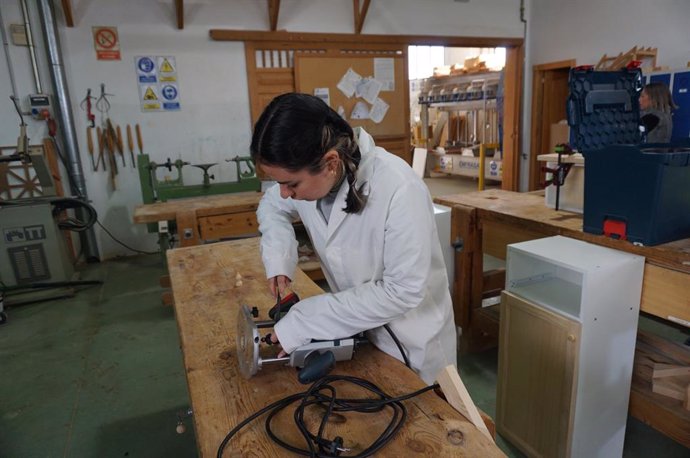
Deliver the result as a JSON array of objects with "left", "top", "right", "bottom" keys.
[{"left": 567, "top": 67, "right": 690, "bottom": 246}]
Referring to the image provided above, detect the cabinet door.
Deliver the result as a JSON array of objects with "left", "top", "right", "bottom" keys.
[{"left": 496, "top": 291, "right": 581, "bottom": 458}]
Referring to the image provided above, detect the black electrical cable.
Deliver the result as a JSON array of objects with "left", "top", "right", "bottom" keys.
[
  {"left": 0, "top": 279, "right": 103, "bottom": 293},
  {"left": 217, "top": 375, "right": 439, "bottom": 458},
  {"left": 50, "top": 197, "right": 98, "bottom": 231},
  {"left": 383, "top": 323, "right": 411, "bottom": 368},
  {"left": 95, "top": 220, "right": 158, "bottom": 255}
]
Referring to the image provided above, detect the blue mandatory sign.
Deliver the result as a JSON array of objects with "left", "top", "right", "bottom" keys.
[
  {"left": 138, "top": 57, "right": 155, "bottom": 73},
  {"left": 161, "top": 85, "right": 178, "bottom": 100}
]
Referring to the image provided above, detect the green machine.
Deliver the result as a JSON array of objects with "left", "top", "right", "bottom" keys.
[{"left": 137, "top": 153, "right": 261, "bottom": 248}]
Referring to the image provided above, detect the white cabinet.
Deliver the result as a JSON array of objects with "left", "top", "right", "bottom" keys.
[{"left": 497, "top": 235, "right": 645, "bottom": 458}]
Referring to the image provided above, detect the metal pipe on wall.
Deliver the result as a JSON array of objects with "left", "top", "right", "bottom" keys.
[
  {"left": 37, "top": 0, "right": 100, "bottom": 262},
  {"left": 20, "top": 0, "right": 42, "bottom": 94},
  {"left": 0, "top": 4, "right": 19, "bottom": 98}
]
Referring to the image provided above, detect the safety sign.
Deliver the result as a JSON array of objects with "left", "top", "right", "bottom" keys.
[
  {"left": 92, "top": 26, "right": 121, "bottom": 61},
  {"left": 135, "top": 55, "right": 181, "bottom": 112},
  {"left": 161, "top": 84, "right": 180, "bottom": 110}
]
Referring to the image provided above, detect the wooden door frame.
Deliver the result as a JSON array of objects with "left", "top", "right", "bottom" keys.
[{"left": 528, "top": 59, "right": 576, "bottom": 191}]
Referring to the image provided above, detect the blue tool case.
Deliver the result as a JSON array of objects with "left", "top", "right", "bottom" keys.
[{"left": 567, "top": 67, "right": 690, "bottom": 246}]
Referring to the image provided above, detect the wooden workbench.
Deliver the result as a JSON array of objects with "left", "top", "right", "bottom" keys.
[
  {"left": 133, "top": 192, "right": 263, "bottom": 246},
  {"left": 434, "top": 188, "right": 690, "bottom": 446},
  {"left": 167, "top": 238, "right": 504, "bottom": 457}
]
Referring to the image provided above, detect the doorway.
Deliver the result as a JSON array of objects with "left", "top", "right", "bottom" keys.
[{"left": 529, "top": 59, "right": 576, "bottom": 190}]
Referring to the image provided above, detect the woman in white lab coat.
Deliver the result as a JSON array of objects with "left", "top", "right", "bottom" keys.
[{"left": 251, "top": 93, "right": 456, "bottom": 384}]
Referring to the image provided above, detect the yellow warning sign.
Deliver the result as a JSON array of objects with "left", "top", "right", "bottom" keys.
[
  {"left": 160, "top": 58, "right": 175, "bottom": 73},
  {"left": 143, "top": 87, "right": 158, "bottom": 100}
]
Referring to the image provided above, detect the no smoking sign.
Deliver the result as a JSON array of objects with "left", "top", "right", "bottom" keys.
[{"left": 92, "top": 26, "right": 121, "bottom": 61}]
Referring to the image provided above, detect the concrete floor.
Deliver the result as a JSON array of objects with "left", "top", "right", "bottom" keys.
[{"left": 1, "top": 175, "right": 688, "bottom": 457}]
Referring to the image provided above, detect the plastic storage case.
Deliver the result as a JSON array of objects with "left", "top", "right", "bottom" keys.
[{"left": 567, "top": 67, "right": 690, "bottom": 245}]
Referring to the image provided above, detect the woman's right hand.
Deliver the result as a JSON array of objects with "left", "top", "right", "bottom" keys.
[{"left": 268, "top": 275, "right": 292, "bottom": 299}]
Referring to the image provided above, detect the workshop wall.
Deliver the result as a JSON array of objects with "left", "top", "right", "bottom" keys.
[
  {"left": 0, "top": 0, "right": 523, "bottom": 260},
  {"left": 521, "top": 0, "right": 690, "bottom": 190}
]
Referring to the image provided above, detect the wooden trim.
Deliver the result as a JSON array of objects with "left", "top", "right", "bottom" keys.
[
  {"left": 268, "top": 0, "right": 280, "bottom": 31},
  {"left": 210, "top": 29, "right": 524, "bottom": 47},
  {"left": 534, "top": 59, "right": 576, "bottom": 71},
  {"left": 61, "top": 0, "right": 74, "bottom": 27},
  {"left": 353, "top": 0, "right": 371, "bottom": 34},
  {"left": 244, "top": 42, "right": 261, "bottom": 124},
  {"left": 528, "top": 58, "right": 576, "bottom": 190},
  {"left": 501, "top": 44, "right": 523, "bottom": 191},
  {"left": 175, "top": 0, "right": 184, "bottom": 30}
]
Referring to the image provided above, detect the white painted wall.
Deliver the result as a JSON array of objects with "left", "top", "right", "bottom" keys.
[
  {"left": 522, "top": 0, "right": 690, "bottom": 190},
  {"left": 0, "top": 0, "right": 522, "bottom": 259}
]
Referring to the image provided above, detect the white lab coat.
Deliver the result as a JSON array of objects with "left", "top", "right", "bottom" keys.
[{"left": 257, "top": 128, "right": 456, "bottom": 384}]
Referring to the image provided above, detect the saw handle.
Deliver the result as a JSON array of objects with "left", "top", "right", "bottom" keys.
[{"left": 298, "top": 351, "right": 336, "bottom": 384}]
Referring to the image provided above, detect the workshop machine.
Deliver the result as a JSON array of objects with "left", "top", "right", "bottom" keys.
[
  {"left": 136, "top": 153, "right": 261, "bottom": 248},
  {"left": 236, "top": 293, "right": 368, "bottom": 384},
  {"left": 137, "top": 154, "right": 260, "bottom": 204}
]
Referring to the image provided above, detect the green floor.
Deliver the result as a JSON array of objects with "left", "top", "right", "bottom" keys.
[{"left": 1, "top": 254, "right": 688, "bottom": 457}]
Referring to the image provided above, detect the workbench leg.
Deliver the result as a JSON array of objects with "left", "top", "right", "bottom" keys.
[{"left": 176, "top": 210, "right": 201, "bottom": 247}]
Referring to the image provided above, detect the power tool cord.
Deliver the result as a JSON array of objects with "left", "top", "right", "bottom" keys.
[
  {"left": 217, "top": 375, "right": 440, "bottom": 458},
  {"left": 383, "top": 323, "right": 411, "bottom": 368}
]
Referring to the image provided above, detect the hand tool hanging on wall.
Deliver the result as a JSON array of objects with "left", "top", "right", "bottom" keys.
[
  {"left": 80, "top": 88, "right": 96, "bottom": 128},
  {"left": 104, "top": 127, "right": 118, "bottom": 190},
  {"left": 86, "top": 126, "right": 95, "bottom": 171},
  {"left": 126, "top": 124, "right": 136, "bottom": 168},
  {"left": 135, "top": 124, "right": 144, "bottom": 155},
  {"left": 95, "top": 126, "right": 106, "bottom": 172},
  {"left": 115, "top": 124, "right": 125, "bottom": 167}
]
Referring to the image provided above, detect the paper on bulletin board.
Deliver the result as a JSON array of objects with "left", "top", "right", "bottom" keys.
[
  {"left": 337, "top": 105, "right": 347, "bottom": 119},
  {"left": 374, "top": 58, "right": 395, "bottom": 91},
  {"left": 337, "top": 68, "right": 362, "bottom": 98},
  {"left": 369, "top": 98, "right": 389, "bottom": 124},
  {"left": 314, "top": 87, "right": 330, "bottom": 106},
  {"left": 356, "top": 77, "right": 383, "bottom": 104},
  {"left": 350, "top": 101, "right": 370, "bottom": 120}
]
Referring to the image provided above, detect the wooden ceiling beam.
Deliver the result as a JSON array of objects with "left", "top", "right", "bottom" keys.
[
  {"left": 61, "top": 0, "right": 74, "bottom": 27},
  {"left": 268, "top": 0, "right": 281, "bottom": 31},
  {"left": 175, "top": 0, "right": 184, "bottom": 30},
  {"left": 209, "top": 29, "right": 524, "bottom": 48},
  {"left": 353, "top": 0, "right": 371, "bottom": 34}
]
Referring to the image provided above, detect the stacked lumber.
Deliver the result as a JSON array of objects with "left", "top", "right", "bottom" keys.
[{"left": 595, "top": 46, "right": 661, "bottom": 72}]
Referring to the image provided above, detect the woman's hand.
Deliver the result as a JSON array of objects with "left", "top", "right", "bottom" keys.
[
  {"left": 268, "top": 275, "right": 292, "bottom": 298},
  {"left": 269, "top": 332, "right": 288, "bottom": 358}
]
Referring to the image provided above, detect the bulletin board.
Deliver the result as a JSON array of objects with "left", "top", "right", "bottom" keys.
[{"left": 294, "top": 54, "right": 408, "bottom": 138}]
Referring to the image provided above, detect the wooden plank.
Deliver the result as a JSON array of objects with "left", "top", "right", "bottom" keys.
[
  {"left": 167, "top": 238, "right": 504, "bottom": 457},
  {"left": 353, "top": 0, "right": 371, "bottom": 34},
  {"left": 433, "top": 189, "right": 690, "bottom": 274},
  {"left": 653, "top": 364, "right": 690, "bottom": 379},
  {"left": 641, "top": 264, "right": 690, "bottom": 327},
  {"left": 61, "top": 0, "right": 74, "bottom": 27},
  {"left": 630, "top": 330, "right": 690, "bottom": 446},
  {"left": 450, "top": 205, "right": 477, "bottom": 331},
  {"left": 267, "top": 0, "right": 280, "bottom": 31},
  {"left": 436, "top": 365, "right": 494, "bottom": 442},
  {"left": 175, "top": 0, "right": 184, "bottom": 29},
  {"left": 501, "top": 45, "right": 524, "bottom": 191},
  {"left": 132, "top": 192, "right": 262, "bottom": 224},
  {"left": 198, "top": 211, "right": 259, "bottom": 240},
  {"left": 652, "top": 377, "right": 690, "bottom": 401},
  {"left": 210, "top": 29, "right": 524, "bottom": 47}
]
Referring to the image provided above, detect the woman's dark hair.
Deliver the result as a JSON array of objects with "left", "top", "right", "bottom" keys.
[{"left": 251, "top": 93, "right": 366, "bottom": 213}]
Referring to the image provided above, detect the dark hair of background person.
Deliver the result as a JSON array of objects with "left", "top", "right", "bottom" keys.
[
  {"left": 250, "top": 93, "right": 367, "bottom": 213},
  {"left": 643, "top": 81, "right": 678, "bottom": 113}
]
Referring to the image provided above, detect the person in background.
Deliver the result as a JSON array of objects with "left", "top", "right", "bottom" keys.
[
  {"left": 250, "top": 93, "right": 457, "bottom": 384},
  {"left": 639, "top": 81, "right": 677, "bottom": 143}
]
